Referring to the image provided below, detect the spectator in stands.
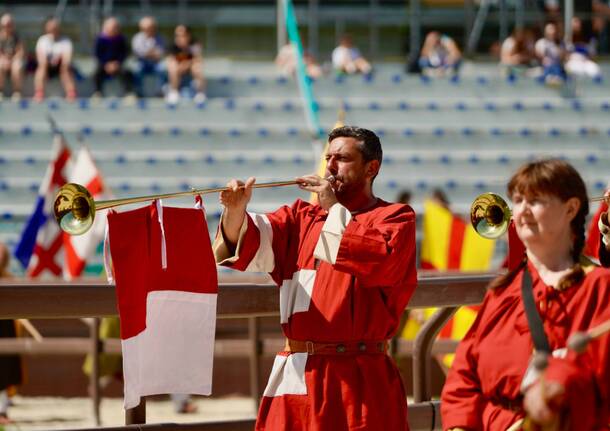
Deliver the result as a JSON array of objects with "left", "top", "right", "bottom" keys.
[
  {"left": 131, "top": 16, "right": 165, "bottom": 97},
  {"left": 534, "top": 21, "right": 566, "bottom": 85},
  {"left": 565, "top": 16, "right": 602, "bottom": 78},
  {"left": 0, "top": 242, "right": 22, "bottom": 425},
  {"left": 418, "top": 31, "right": 462, "bottom": 77},
  {"left": 500, "top": 28, "right": 537, "bottom": 74},
  {"left": 166, "top": 24, "right": 206, "bottom": 105},
  {"left": 442, "top": 159, "right": 610, "bottom": 431},
  {"left": 34, "top": 17, "right": 77, "bottom": 102},
  {"left": 275, "top": 42, "right": 323, "bottom": 80},
  {"left": 0, "top": 13, "right": 24, "bottom": 100},
  {"left": 430, "top": 187, "right": 450, "bottom": 210},
  {"left": 331, "top": 34, "right": 372, "bottom": 75},
  {"left": 93, "top": 17, "right": 133, "bottom": 98},
  {"left": 396, "top": 189, "right": 412, "bottom": 206}
]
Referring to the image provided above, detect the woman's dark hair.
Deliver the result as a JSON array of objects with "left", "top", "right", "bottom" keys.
[{"left": 489, "top": 159, "right": 589, "bottom": 290}]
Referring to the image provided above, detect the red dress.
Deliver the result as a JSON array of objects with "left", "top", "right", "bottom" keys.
[
  {"left": 441, "top": 261, "right": 610, "bottom": 431},
  {"left": 215, "top": 199, "right": 417, "bottom": 430}
]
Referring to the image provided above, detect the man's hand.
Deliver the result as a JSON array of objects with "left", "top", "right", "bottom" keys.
[
  {"left": 523, "top": 380, "right": 565, "bottom": 426},
  {"left": 104, "top": 61, "right": 120, "bottom": 74},
  {"left": 297, "top": 174, "right": 338, "bottom": 211},
  {"left": 219, "top": 177, "right": 255, "bottom": 248}
]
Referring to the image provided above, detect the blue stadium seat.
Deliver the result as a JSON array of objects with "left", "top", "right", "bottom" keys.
[
  {"left": 287, "top": 127, "right": 298, "bottom": 136},
  {"left": 78, "top": 99, "right": 90, "bottom": 110},
  {"left": 48, "top": 100, "right": 60, "bottom": 111},
  {"left": 475, "top": 181, "right": 487, "bottom": 190},
  {"left": 263, "top": 156, "right": 275, "bottom": 164},
  {"left": 440, "top": 155, "right": 451, "bottom": 164},
  {"left": 29, "top": 183, "right": 39, "bottom": 192},
  {"left": 391, "top": 74, "right": 402, "bottom": 84},
  {"left": 107, "top": 99, "right": 120, "bottom": 110},
  {"left": 398, "top": 102, "right": 409, "bottom": 111},
  {"left": 220, "top": 76, "right": 231, "bottom": 85},
  {"left": 282, "top": 101, "right": 294, "bottom": 111},
  {"left": 225, "top": 99, "right": 236, "bottom": 110},
  {"left": 434, "top": 128, "right": 445, "bottom": 137},
  {"left": 579, "top": 127, "right": 589, "bottom": 136},
  {"left": 595, "top": 181, "right": 605, "bottom": 191},
  {"left": 446, "top": 180, "right": 457, "bottom": 189},
  {"left": 25, "top": 156, "right": 35, "bottom": 165},
  {"left": 150, "top": 183, "right": 161, "bottom": 193},
  {"left": 363, "top": 73, "right": 374, "bottom": 84},
  {"left": 586, "top": 154, "right": 598, "bottom": 164},
  {"left": 0, "top": 181, "right": 8, "bottom": 191},
  {"left": 450, "top": 75, "right": 460, "bottom": 85},
  {"left": 342, "top": 102, "right": 352, "bottom": 112},
  {"left": 506, "top": 73, "right": 517, "bottom": 85},
  {"left": 410, "top": 155, "right": 422, "bottom": 164},
  {"left": 18, "top": 99, "right": 29, "bottom": 110},
  {"left": 455, "top": 102, "right": 467, "bottom": 111},
  {"left": 419, "top": 75, "right": 431, "bottom": 85},
  {"left": 229, "top": 128, "right": 241, "bottom": 137},
  {"left": 170, "top": 127, "right": 181, "bottom": 136},
  {"left": 368, "top": 102, "right": 380, "bottom": 111},
  {"left": 387, "top": 180, "right": 398, "bottom": 189},
  {"left": 461, "top": 127, "right": 474, "bottom": 136},
  {"left": 403, "top": 128, "right": 415, "bottom": 137},
  {"left": 548, "top": 128, "right": 561, "bottom": 137},
  {"left": 416, "top": 181, "right": 428, "bottom": 190},
  {"left": 484, "top": 102, "right": 496, "bottom": 112},
  {"left": 21, "top": 126, "right": 32, "bottom": 136},
  {"left": 141, "top": 126, "right": 153, "bottom": 136},
  {"left": 199, "top": 128, "right": 210, "bottom": 137},
  {"left": 519, "top": 128, "right": 531, "bottom": 137},
  {"left": 81, "top": 126, "right": 93, "bottom": 136},
  {"left": 292, "top": 155, "right": 304, "bottom": 165},
  {"left": 593, "top": 75, "right": 604, "bottom": 85},
  {"left": 542, "top": 101, "right": 554, "bottom": 111},
  {"left": 234, "top": 155, "right": 245, "bottom": 164},
  {"left": 0, "top": 157, "right": 5, "bottom": 164},
  {"left": 175, "top": 156, "right": 187, "bottom": 165},
  {"left": 601, "top": 102, "right": 610, "bottom": 112},
  {"left": 115, "top": 155, "right": 127, "bottom": 164},
  {"left": 383, "top": 155, "right": 393, "bottom": 164},
  {"left": 248, "top": 76, "right": 259, "bottom": 85},
  {"left": 427, "top": 102, "right": 439, "bottom": 111},
  {"left": 180, "top": 182, "right": 191, "bottom": 191},
  {"left": 375, "top": 129, "right": 386, "bottom": 137},
  {"left": 468, "top": 154, "right": 479, "bottom": 164},
  {"left": 498, "top": 155, "right": 510, "bottom": 164},
  {"left": 512, "top": 102, "right": 524, "bottom": 111},
  {"left": 334, "top": 75, "right": 345, "bottom": 84},
  {"left": 258, "top": 128, "right": 269, "bottom": 137},
  {"left": 571, "top": 100, "right": 582, "bottom": 111},
  {"left": 254, "top": 102, "right": 265, "bottom": 111},
  {"left": 276, "top": 76, "right": 288, "bottom": 85},
  {"left": 119, "top": 183, "right": 131, "bottom": 192},
  {"left": 137, "top": 99, "right": 148, "bottom": 110},
  {"left": 204, "top": 155, "right": 215, "bottom": 164},
  {"left": 476, "top": 76, "right": 489, "bottom": 85},
  {"left": 146, "top": 156, "right": 157, "bottom": 165},
  {"left": 490, "top": 127, "right": 502, "bottom": 136},
  {"left": 111, "top": 128, "right": 123, "bottom": 136}
]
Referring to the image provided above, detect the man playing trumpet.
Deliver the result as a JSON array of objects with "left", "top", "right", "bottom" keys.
[{"left": 213, "top": 126, "right": 417, "bottom": 430}]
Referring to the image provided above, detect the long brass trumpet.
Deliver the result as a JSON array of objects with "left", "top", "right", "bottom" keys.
[
  {"left": 471, "top": 192, "right": 608, "bottom": 239},
  {"left": 54, "top": 180, "right": 299, "bottom": 235}
]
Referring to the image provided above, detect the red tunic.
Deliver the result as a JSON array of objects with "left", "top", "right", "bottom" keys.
[
  {"left": 216, "top": 199, "right": 417, "bottom": 430},
  {"left": 441, "top": 261, "right": 610, "bottom": 431}
]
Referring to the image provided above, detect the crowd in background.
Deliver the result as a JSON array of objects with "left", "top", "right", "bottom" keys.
[{"left": 0, "top": 7, "right": 608, "bottom": 102}]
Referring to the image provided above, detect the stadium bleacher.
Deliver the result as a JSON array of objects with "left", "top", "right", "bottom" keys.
[{"left": 1, "top": 59, "right": 610, "bottom": 273}]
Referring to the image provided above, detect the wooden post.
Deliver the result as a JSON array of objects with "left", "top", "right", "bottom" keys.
[
  {"left": 125, "top": 399, "right": 146, "bottom": 425},
  {"left": 90, "top": 317, "right": 101, "bottom": 425},
  {"left": 248, "top": 317, "right": 261, "bottom": 406}
]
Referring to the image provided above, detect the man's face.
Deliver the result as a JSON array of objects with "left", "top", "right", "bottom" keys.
[{"left": 324, "top": 137, "right": 378, "bottom": 199}]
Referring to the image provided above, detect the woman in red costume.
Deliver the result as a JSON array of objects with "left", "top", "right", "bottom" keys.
[{"left": 441, "top": 159, "right": 610, "bottom": 431}]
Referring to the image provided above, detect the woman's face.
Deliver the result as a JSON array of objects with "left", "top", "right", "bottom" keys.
[{"left": 512, "top": 191, "right": 579, "bottom": 248}]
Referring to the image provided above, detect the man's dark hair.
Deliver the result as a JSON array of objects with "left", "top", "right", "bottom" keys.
[{"left": 328, "top": 126, "right": 382, "bottom": 164}]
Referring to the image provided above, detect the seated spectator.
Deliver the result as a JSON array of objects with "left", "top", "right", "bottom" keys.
[
  {"left": 0, "top": 13, "right": 24, "bottom": 100},
  {"left": 93, "top": 17, "right": 133, "bottom": 97},
  {"left": 131, "top": 16, "right": 165, "bottom": 97},
  {"left": 396, "top": 189, "right": 412, "bottom": 206},
  {"left": 166, "top": 25, "right": 206, "bottom": 105},
  {"left": 34, "top": 17, "right": 77, "bottom": 102},
  {"left": 331, "top": 34, "right": 372, "bottom": 75},
  {"left": 500, "top": 28, "right": 537, "bottom": 72},
  {"left": 565, "top": 16, "right": 602, "bottom": 78},
  {"left": 275, "top": 43, "right": 323, "bottom": 80},
  {"left": 534, "top": 21, "right": 566, "bottom": 85},
  {"left": 419, "top": 31, "right": 462, "bottom": 77}
]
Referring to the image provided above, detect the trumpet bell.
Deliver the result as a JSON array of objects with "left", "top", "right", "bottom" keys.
[
  {"left": 54, "top": 183, "right": 96, "bottom": 236},
  {"left": 470, "top": 192, "right": 511, "bottom": 239}
]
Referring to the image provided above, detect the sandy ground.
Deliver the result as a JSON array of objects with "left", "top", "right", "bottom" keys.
[{"left": 1, "top": 396, "right": 257, "bottom": 430}]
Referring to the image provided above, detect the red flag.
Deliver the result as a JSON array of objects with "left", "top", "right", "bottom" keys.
[{"left": 107, "top": 200, "right": 218, "bottom": 409}]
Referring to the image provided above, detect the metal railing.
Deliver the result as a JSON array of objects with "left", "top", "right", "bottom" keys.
[{"left": 0, "top": 273, "right": 494, "bottom": 429}]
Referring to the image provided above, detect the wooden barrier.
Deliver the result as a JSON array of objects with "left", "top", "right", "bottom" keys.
[{"left": 0, "top": 274, "right": 494, "bottom": 428}]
